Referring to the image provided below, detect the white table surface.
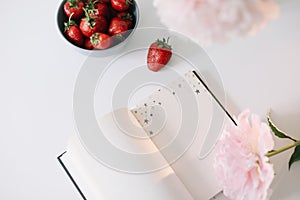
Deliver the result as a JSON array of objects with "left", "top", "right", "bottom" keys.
[{"left": 0, "top": 0, "right": 299, "bottom": 199}]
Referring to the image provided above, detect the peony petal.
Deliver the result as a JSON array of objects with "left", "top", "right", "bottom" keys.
[
  {"left": 154, "top": 0, "right": 279, "bottom": 45},
  {"left": 214, "top": 110, "right": 275, "bottom": 200}
]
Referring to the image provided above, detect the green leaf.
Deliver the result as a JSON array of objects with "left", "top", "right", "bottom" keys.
[
  {"left": 267, "top": 113, "right": 296, "bottom": 141},
  {"left": 126, "top": 0, "right": 133, "bottom": 5},
  {"left": 289, "top": 145, "right": 300, "bottom": 170}
]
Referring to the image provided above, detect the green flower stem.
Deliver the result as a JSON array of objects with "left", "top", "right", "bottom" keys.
[{"left": 266, "top": 140, "right": 300, "bottom": 157}]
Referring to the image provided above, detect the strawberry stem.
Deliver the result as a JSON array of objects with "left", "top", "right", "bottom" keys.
[
  {"left": 67, "top": 0, "right": 79, "bottom": 8},
  {"left": 156, "top": 37, "right": 172, "bottom": 50},
  {"left": 125, "top": 0, "right": 133, "bottom": 5},
  {"left": 85, "top": 0, "right": 98, "bottom": 16},
  {"left": 64, "top": 13, "right": 76, "bottom": 32},
  {"left": 90, "top": 33, "right": 100, "bottom": 46},
  {"left": 68, "top": 12, "right": 74, "bottom": 24},
  {"left": 83, "top": 7, "right": 96, "bottom": 28},
  {"left": 120, "top": 13, "right": 133, "bottom": 20}
]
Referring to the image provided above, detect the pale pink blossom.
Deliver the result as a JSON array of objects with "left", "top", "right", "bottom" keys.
[
  {"left": 153, "top": 0, "right": 279, "bottom": 45},
  {"left": 214, "top": 110, "right": 275, "bottom": 200}
]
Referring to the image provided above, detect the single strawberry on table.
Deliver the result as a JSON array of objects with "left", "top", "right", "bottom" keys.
[
  {"left": 111, "top": 0, "right": 132, "bottom": 11},
  {"left": 90, "top": 32, "right": 112, "bottom": 49},
  {"left": 147, "top": 38, "right": 172, "bottom": 72},
  {"left": 80, "top": 8, "right": 108, "bottom": 37},
  {"left": 63, "top": 0, "right": 84, "bottom": 19},
  {"left": 64, "top": 13, "right": 83, "bottom": 46}
]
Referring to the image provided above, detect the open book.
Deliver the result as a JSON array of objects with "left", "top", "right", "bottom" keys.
[{"left": 60, "top": 71, "right": 230, "bottom": 200}]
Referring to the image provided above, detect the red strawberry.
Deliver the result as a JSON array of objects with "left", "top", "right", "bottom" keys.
[
  {"left": 64, "top": 13, "right": 83, "bottom": 46},
  {"left": 108, "top": 16, "right": 132, "bottom": 35},
  {"left": 90, "top": 33, "right": 112, "bottom": 49},
  {"left": 84, "top": 38, "right": 94, "bottom": 50},
  {"left": 85, "top": 0, "right": 110, "bottom": 19},
  {"left": 63, "top": 0, "right": 84, "bottom": 19},
  {"left": 147, "top": 38, "right": 172, "bottom": 72},
  {"left": 116, "top": 12, "right": 133, "bottom": 27},
  {"left": 79, "top": 8, "right": 108, "bottom": 37},
  {"left": 111, "top": 0, "right": 132, "bottom": 11}
]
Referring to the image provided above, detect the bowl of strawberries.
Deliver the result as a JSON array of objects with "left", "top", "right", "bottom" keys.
[{"left": 57, "top": 0, "right": 139, "bottom": 56}]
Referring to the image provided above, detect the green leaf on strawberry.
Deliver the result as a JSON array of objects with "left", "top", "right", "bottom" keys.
[
  {"left": 64, "top": 13, "right": 76, "bottom": 32},
  {"left": 156, "top": 37, "right": 172, "bottom": 50},
  {"left": 125, "top": 0, "right": 133, "bottom": 5},
  {"left": 64, "top": 13, "right": 83, "bottom": 46},
  {"left": 67, "top": 0, "right": 79, "bottom": 8}
]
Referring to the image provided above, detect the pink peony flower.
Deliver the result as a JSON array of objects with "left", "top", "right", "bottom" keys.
[
  {"left": 153, "top": 0, "right": 279, "bottom": 45},
  {"left": 214, "top": 110, "right": 275, "bottom": 200}
]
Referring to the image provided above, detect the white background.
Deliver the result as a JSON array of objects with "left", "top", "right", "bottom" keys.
[{"left": 0, "top": 0, "right": 299, "bottom": 199}]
